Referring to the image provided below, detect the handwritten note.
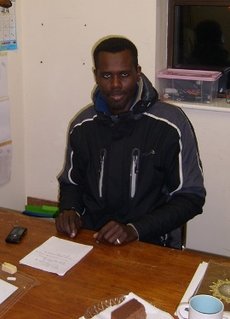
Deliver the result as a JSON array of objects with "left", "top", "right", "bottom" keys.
[
  {"left": 0, "top": 97, "right": 11, "bottom": 186},
  {"left": 0, "top": 54, "right": 8, "bottom": 97},
  {"left": 0, "top": 141, "right": 12, "bottom": 185},
  {"left": 0, "top": 99, "right": 11, "bottom": 142},
  {"left": 19, "top": 236, "right": 93, "bottom": 276},
  {"left": 0, "top": 279, "right": 18, "bottom": 304}
]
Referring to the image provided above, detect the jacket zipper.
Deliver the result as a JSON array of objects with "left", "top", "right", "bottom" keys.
[
  {"left": 130, "top": 148, "right": 140, "bottom": 198},
  {"left": 98, "top": 148, "right": 107, "bottom": 198}
]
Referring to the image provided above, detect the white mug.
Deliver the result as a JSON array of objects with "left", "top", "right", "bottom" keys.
[{"left": 178, "top": 294, "right": 225, "bottom": 319}]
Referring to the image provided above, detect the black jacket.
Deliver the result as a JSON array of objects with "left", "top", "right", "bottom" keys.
[{"left": 58, "top": 74, "right": 206, "bottom": 246}]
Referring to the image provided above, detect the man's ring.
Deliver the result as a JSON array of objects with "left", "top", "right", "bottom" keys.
[{"left": 116, "top": 238, "right": 121, "bottom": 245}]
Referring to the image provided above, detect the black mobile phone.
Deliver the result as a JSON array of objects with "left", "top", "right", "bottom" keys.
[{"left": 5, "top": 226, "right": 27, "bottom": 243}]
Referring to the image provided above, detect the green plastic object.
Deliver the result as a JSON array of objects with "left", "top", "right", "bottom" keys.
[{"left": 25, "top": 205, "right": 58, "bottom": 217}]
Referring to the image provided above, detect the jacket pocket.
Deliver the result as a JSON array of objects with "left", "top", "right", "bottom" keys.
[
  {"left": 98, "top": 148, "right": 107, "bottom": 198},
  {"left": 130, "top": 148, "right": 140, "bottom": 198}
]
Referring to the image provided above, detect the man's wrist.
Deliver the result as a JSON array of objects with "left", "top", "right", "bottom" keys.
[
  {"left": 61, "top": 208, "right": 81, "bottom": 217},
  {"left": 74, "top": 211, "right": 81, "bottom": 218},
  {"left": 65, "top": 208, "right": 82, "bottom": 228},
  {"left": 127, "top": 223, "right": 139, "bottom": 241}
]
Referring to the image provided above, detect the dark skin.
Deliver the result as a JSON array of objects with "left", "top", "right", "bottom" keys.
[
  {"left": 0, "top": 0, "right": 12, "bottom": 8},
  {"left": 56, "top": 50, "right": 142, "bottom": 245}
]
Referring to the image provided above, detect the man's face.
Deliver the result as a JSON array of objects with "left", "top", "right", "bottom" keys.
[{"left": 94, "top": 50, "right": 141, "bottom": 115}]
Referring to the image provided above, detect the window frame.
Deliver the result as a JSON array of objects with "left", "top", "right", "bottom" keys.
[{"left": 167, "top": 0, "right": 230, "bottom": 68}]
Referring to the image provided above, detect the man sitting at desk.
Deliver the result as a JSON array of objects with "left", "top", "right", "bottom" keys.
[{"left": 55, "top": 36, "right": 206, "bottom": 248}]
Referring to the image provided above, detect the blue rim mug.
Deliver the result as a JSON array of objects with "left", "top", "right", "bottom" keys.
[{"left": 178, "top": 294, "right": 226, "bottom": 319}]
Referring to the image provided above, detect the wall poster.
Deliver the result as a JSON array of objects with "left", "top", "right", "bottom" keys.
[
  {"left": 0, "top": 53, "right": 12, "bottom": 185},
  {"left": 0, "top": 0, "right": 17, "bottom": 51}
]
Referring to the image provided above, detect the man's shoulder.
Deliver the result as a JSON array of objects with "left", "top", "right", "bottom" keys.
[
  {"left": 146, "top": 100, "right": 189, "bottom": 126},
  {"left": 70, "top": 104, "right": 96, "bottom": 129},
  {"left": 148, "top": 100, "right": 183, "bottom": 116}
]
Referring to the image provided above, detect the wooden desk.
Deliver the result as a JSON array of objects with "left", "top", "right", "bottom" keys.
[{"left": 0, "top": 209, "right": 229, "bottom": 319}]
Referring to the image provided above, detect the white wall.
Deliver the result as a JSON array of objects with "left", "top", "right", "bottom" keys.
[
  {"left": 0, "top": 0, "right": 162, "bottom": 209},
  {"left": 0, "top": 0, "right": 229, "bottom": 256},
  {"left": 21, "top": 0, "right": 162, "bottom": 203},
  {"left": 182, "top": 106, "right": 230, "bottom": 257}
]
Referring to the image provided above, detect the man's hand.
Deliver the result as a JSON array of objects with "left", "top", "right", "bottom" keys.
[
  {"left": 0, "top": 0, "right": 12, "bottom": 8},
  {"left": 55, "top": 210, "right": 82, "bottom": 238},
  {"left": 93, "top": 220, "right": 138, "bottom": 245}
]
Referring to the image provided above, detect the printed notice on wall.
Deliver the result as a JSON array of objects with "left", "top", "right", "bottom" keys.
[
  {"left": 0, "top": 53, "right": 11, "bottom": 185},
  {"left": 0, "top": 0, "right": 17, "bottom": 51},
  {"left": 0, "top": 99, "right": 12, "bottom": 186},
  {"left": 0, "top": 53, "right": 8, "bottom": 97}
]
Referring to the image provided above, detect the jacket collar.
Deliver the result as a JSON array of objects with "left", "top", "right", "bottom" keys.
[{"left": 93, "top": 73, "right": 158, "bottom": 117}]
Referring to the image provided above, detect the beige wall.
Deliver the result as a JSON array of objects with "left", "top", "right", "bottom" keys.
[
  {"left": 0, "top": 0, "right": 229, "bottom": 256},
  {"left": 1, "top": 0, "right": 165, "bottom": 209},
  {"left": 182, "top": 106, "right": 230, "bottom": 257},
  {"left": 21, "top": 0, "right": 165, "bottom": 203}
]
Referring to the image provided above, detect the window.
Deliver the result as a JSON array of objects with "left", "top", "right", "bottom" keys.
[{"left": 167, "top": 0, "right": 230, "bottom": 94}]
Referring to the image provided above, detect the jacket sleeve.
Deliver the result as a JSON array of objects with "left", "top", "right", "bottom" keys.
[
  {"left": 133, "top": 192, "right": 205, "bottom": 242},
  {"left": 131, "top": 107, "right": 206, "bottom": 241},
  {"left": 58, "top": 124, "right": 85, "bottom": 214}
]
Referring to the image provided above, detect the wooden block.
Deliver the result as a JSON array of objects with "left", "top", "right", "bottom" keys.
[{"left": 2, "top": 262, "right": 17, "bottom": 274}]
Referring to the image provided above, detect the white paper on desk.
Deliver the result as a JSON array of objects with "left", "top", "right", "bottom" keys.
[
  {"left": 0, "top": 279, "right": 18, "bottom": 304},
  {"left": 19, "top": 236, "right": 93, "bottom": 276},
  {"left": 80, "top": 292, "right": 173, "bottom": 319},
  {"left": 180, "top": 261, "right": 208, "bottom": 303},
  {"left": 175, "top": 261, "right": 208, "bottom": 318}
]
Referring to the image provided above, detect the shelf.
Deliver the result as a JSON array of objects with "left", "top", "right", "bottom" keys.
[{"left": 169, "top": 98, "right": 230, "bottom": 113}]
